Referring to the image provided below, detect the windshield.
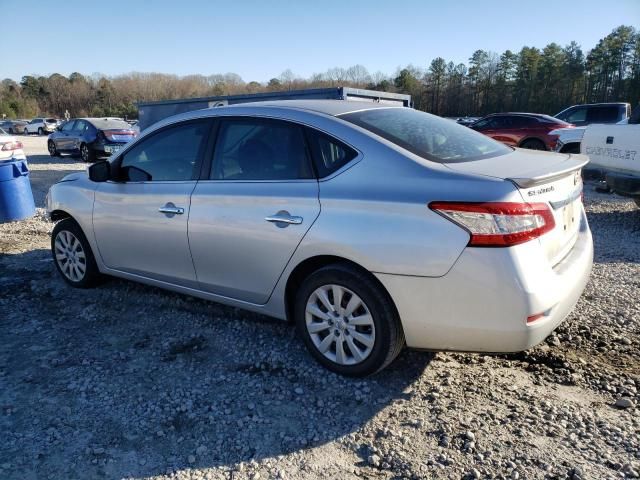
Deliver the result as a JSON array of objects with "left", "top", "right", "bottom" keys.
[{"left": 340, "top": 108, "right": 511, "bottom": 163}]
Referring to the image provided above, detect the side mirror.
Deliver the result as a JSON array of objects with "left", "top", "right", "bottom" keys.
[{"left": 88, "top": 161, "right": 111, "bottom": 182}]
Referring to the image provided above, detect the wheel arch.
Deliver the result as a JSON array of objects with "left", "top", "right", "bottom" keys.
[
  {"left": 283, "top": 254, "right": 399, "bottom": 323},
  {"left": 49, "top": 209, "right": 72, "bottom": 222},
  {"left": 517, "top": 136, "right": 547, "bottom": 149}
]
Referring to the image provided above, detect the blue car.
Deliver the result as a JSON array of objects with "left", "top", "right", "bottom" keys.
[{"left": 48, "top": 118, "right": 137, "bottom": 162}]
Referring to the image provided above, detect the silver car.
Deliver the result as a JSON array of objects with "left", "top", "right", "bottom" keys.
[{"left": 47, "top": 100, "right": 593, "bottom": 376}]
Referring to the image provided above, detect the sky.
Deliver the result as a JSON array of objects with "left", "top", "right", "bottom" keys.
[{"left": 3, "top": 0, "right": 639, "bottom": 82}]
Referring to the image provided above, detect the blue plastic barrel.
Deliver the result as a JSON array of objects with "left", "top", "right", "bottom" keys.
[{"left": 0, "top": 159, "right": 36, "bottom": 222}]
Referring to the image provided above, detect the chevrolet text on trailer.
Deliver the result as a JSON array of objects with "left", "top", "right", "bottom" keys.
[{"left": 46, "top": 101, "right": 593, "bottom": 376}]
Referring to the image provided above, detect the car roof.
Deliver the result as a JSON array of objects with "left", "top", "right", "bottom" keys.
[
  {"left": 211, "top": 99, "right": 400, "bottom": 117},
  {"left": 77, "top": 118, "right": 132, "bottom": 129},
  {"left": 485, "top": 112, "right": 547, "bottom": 117}
]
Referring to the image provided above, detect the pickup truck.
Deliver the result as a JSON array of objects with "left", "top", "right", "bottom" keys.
[
  {"left": 551, "top": 102, "right": 631, "bottom": 154},
  {"left": 580, "top": 109, "right": 640, "bottom": 207}
]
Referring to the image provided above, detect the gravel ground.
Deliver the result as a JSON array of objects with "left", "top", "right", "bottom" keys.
[{"left": 1, "top": 137, "right": 638, "bottom": 480}]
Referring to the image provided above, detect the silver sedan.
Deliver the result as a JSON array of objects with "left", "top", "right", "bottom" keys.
[{"left": 46, "top": 100, "right": 593, "bottom": 376}]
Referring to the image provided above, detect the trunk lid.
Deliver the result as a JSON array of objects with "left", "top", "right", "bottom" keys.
[{"left": 446, "top": 148, "right": 588, "bottom": 265}]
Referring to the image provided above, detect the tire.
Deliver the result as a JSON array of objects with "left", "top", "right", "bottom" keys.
[
  {"left": 520, "top": 139, "right": 547, "bottom": 151},
  {"left": 80, "top": 143, "right": 95, "bottom": 162},
  {"left": 51, "top": 218, "right": 102, "bottom": 288},
  {"left": 294, "top": 263, "right": 405, "bottom": 377},
  {"left": 38, "top": 127, "right": 44, "bottom": 135},
  {"left": 47, "top": 140, "right": 59, "bottom": 157}
]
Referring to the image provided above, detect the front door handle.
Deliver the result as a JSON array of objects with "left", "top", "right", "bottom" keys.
[
  {"left": 159, "top": 202, "right": 184, "bottom": 215},
  {"left": 265, "top": 210, "right": 303, "bottom": 227}
]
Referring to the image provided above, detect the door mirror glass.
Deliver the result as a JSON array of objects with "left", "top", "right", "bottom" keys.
[
  {"left": 88, "top": 161, "right": 111, "bottom": 182},
  {"left": 122, "top": 165, "right": 152, "bottom": 182}
]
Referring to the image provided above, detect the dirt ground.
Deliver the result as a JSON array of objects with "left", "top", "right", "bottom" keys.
[{"left": 0, "top": 136, "right": 638, "bottom": 480}]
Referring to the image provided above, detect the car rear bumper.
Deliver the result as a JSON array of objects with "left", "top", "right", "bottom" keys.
[{"left": 376, "top": 206, "right": 593, "bottom": 352}]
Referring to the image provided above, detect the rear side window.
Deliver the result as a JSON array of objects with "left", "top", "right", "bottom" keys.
[
  {"left": 119, "top": 120, "right": 209, "bottom": 181},
  {"left": 586, "top": 107, "right": 619, "bottom": 123},
  {"left": 341, "top": 108, "right": 510, "bottom": 163},
  {"left": 305, "top": 129, "right": 358, "bottom": 178},
  {"left": 211, "top": 118, "right": 314, "bottom": 180}
]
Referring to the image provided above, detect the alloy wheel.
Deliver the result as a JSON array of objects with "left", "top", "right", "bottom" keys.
[
  {"left": 305, "top": 284, "right": 375, "bottom": 366},
  {"left": 81, "top": 144, "right": 89, "bottom": 162},
  {"left": 54, "top": 230, "right": 87, "bottom": 282},
  {"left": 48, "top": 141, "right": 56, "bottom": 156}
]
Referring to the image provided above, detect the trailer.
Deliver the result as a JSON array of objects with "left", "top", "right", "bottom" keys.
[{"left": 137, "top": 87, "right": 411, "bottom": 131}]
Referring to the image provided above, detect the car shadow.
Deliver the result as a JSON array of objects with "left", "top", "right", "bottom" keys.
[
  {"left": 0, "top": 248, "right": 434, "bottom": 479},
  {"left": 585, "top": 205, "right": 639, "bottom": 263}
]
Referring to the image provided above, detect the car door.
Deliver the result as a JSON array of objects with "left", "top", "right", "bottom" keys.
[
  {"left": 189, "top": 117, "right": 321, "bottom": 304},
  {"left": 27, "top": 118, "right": 41, "bottom": 133},
  {"left": 92, "top": 119, "right": 212, "bottom": 287},
  {"left": 54, "top": 120, "right": 76, "bottom": 150},
  {"left": 69, "top": 120, "right": 88, "bottom": 151}
]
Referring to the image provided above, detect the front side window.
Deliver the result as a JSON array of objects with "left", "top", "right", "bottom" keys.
[
  {"left": 119, "top": 120, "right": 209, "bottom": 181},
  {"left": 565, "top": 108, "right": 587, "bottom": 124},
  {"left": 61, "top": 121, "right": 76, "bottom": 132},
  {"left": 211, "top": 118, "right": 313, "bottom": 180},
  {"left": 341, "top": 108, "right": 510, "bottom": 163}
]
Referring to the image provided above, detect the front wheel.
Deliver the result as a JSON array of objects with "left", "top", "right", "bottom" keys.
[
  {"left": 80, "top": 143, "right": 95, "bottom": 162},
  {"left": 51, "top": 218, "right": 102, "bottom": 288},
  {"left": 48, "top": 140, "right": 59, "bottom": 157},
  {"left": 295, "top": 263, "right": 404, "bottom": 376}
]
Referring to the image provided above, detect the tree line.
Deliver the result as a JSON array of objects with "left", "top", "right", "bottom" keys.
[{"left": 1, "top": 25, "right": 638, "bottom": 120}]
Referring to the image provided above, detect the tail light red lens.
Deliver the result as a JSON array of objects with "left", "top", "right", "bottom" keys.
[
  {"left": 429, "top": 201, "right": 555, "bottom": 247},
  {"left": 1, "top": 141, "right": 23, "bottom": 151}
]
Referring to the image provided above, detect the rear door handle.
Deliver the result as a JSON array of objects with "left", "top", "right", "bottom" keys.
[
  {"left": 265, "top": 210, "right": 303, "bottom": 227},
  {"left": 158, "top": 203, "right": 184, "bottom": 215}
]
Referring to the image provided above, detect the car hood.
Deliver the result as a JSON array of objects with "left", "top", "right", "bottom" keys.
[{"left": 444, "top": 148, "right": 589, "bottom": 187}]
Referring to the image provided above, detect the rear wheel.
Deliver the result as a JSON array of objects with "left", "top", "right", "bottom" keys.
[
  {"left": 51, "top": 218, "right": 102, "bottom": 288},
  {"left": 294, "top": 263, "right": 404, "bottom": 376},
  {"left": 48, "top": 140, "right": 59, "bottom": 157},
  {"left": 80, "top": 143, "right": 94, "bottom": 162},
  {"left": 520, "top": 139, "right": 547, "bottom": 151},
  {"left": 37, "top": 127, "right": 44, "bottom": 135}
]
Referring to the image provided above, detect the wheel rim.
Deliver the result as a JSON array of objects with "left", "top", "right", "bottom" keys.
[
  {"left": 305, "top": 284, "right": 375, "bottom": 366},
  {"left": 81, "top": 145, "right": 88, "bottom": 161},
  {"left": 48, "top": 142, "right": 56, "bottom": 155},
  {"left": 54, "top": 230, "right": 87, "bottom": 282}
]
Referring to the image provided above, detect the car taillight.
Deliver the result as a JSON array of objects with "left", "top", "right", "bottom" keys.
[
  {"left": 1, "top": 141, "right": 23, "bottom": 151},
  {"left": 429, "top": 201, "right": 555, "bottom": 247}
]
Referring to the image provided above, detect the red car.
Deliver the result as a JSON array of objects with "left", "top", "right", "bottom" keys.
[{"left": 470, "top": 113, "right": 573, "bottom": 151}]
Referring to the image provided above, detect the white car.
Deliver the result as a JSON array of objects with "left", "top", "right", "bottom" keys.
[
  {"left": 24, "top": 118, "right": 58, "bottom": 135},
  {"left": 0, "top": 128, "right": 27, "bottom": 162}
]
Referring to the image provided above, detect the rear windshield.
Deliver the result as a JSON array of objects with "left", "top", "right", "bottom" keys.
[
  {"left": 340, "top": 108, "right": 511, "bottom": 163},
  {"left": 45, "top": 118, "right": 57, "bottom": 123},
  {"left": 87, "top": 119, "right": 132, "bottom": 130}
]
